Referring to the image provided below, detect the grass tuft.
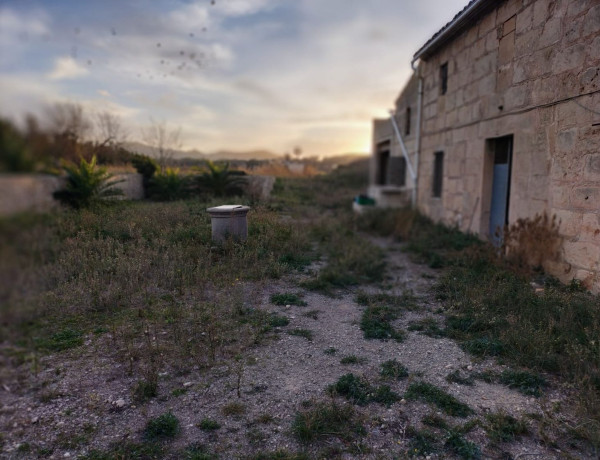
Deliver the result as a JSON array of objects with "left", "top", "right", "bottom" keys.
[
  {"left": 484, "top": 411, "right": 528, "bottom": 442},
  {"left": 499, "top": 370, "right": 547, "bottom": 397},
  {"left": 197, "top": 418, "right": 221, "bottom": 431},
  {"left": 379, "top": 359, "right": 409, "bottom": 380},
  {"left": 328, "top": 373, "right": 400, "bottom": 407},
  {"left": 287, "top": 328, "right": 313, "bottom": 341},
  {"left": 405, "top": 382, "right": 473, "bottom": 417},
  {"left": 291, "top": 400, "right": 365, "bottom": 443},
  {"left": 340, "top": 355, "right": 367, "bottom": 365},
  {"left": 444, "top": 432, "right": 481, "bottom": 459},
  {"left": 270, "top": 293, "right": 307, "bottom": 306}
]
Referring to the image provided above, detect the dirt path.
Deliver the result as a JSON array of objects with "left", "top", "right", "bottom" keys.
[{"left": 0, "top": 236, "right": 592, "bottom": 459}]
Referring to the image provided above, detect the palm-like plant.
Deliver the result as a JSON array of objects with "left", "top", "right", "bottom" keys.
[
  {"left": 195, "top": 160, "right": 247, "bottom": 197},
  {"left": 53, "top": 155, "right": 123, "bottom": 208}
]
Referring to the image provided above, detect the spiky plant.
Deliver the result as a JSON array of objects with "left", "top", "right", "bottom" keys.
[
  {"left": 195, "top": 160, "right": 247, "bottom": 197},
  {"left": 53, "top": 155, "right": 123, "bottom": 208}
]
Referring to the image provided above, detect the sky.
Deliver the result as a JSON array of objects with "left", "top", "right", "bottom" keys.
[{"left": 0, "top": 0, "right": 468, "bottom": 157}]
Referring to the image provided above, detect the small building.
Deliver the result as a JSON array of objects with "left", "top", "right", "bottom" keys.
[{"left": 370, "top": 0, "right": 600, "bottom": 291}]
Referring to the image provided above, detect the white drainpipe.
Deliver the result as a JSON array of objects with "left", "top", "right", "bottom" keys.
[{"left": 388, "top": 112, "right": 417, "bottom": 208}]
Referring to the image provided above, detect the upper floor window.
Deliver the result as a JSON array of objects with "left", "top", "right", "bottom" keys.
[
  {"left": 405, "top": 107, "right": 411, "bottom": 136},
  {"left": 440, "top": 62, "right": 448, "bottom": 95}
]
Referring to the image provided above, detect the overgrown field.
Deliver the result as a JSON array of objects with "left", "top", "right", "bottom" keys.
[{"left": 1, "top": 159, "right": 599, "bottom": 458}]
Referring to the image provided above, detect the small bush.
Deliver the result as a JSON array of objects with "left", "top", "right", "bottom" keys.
[
  {"left": 197, "top": 418, "right": 220, "bottom": 431},
  {"left": 370, "top": 385, "right": 400, "bottom": 407},
  {"left": 222, "top": 402, "right": 246, "bottom": 416},
  {"left": 360, "top": 305, "right": 405, "bottom": 342},
  {"left": 407, "top": 317, "right": 445, "bottom": 338},
  {"left": 143, "top": 412, "right": 180, "bottom": 441},
  {"left": 461, "top": 337, "right": 504, "bottom": 357},
  {"left": 133, "top": 379, "right": 158, "bottom": 403},
  {"left": 328, "top": 373, "right": 400, "bottom": 407},
  {"left": 327, "top": 373, "right": 371, "bottom": 406},
  {"left": 148, "top": 167, "right": 190, "bottom": 201},
  {"left": 485, "top": 411, "right": 528, "bottom": 442},
  {"left": 270, "top": 293, "right": 307, "bottom": 306},
  {"left": 324, "top": 347, "right": 337, "bottom": 355},
  {"left": 35, "top": 328, "right": 83, "bottom": 352},
  {"left": 499, "top": 370, "right": 547, "bottom": 397},
  {"left": 287, "top": 328, "right": 313, "bottom": 341},
  {"left": 444, "top": 432, "right": 481, "bottom": 459},
  {"left": 380, "top": 360, "right": 409, "bottom": 380},
  {"left": 405, "top": 382, "right": 473, "bottom": 417},
  {"left": 291, "top": 400, "right": 365, "bottom": 443},
  {"left": 422, "top": 413, "right": 449, "bottom": 430},
  {"left": 268, "top": 313, "right": 290, "bottom": 328},
  {"left": 406, "top": 427, "right": 438, "bottom": 457},
  {"left": 340, "top": 355, "right": 367, "bottom": 365},
  {"left": 183, "top": 442, "right": 214, "bottom": 460}
]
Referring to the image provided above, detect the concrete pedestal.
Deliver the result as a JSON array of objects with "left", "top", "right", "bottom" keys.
[{"left": 206, "top": 205, "right": 250, "bottom": 243}]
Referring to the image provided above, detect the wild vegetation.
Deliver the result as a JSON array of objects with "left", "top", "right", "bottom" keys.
[{"left": 1, "top": 159, "right": 599, "bottom": 458}]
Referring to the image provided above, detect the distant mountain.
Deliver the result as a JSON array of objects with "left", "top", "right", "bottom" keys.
[
  {"left": 123, "top": 142, "right": 280, "bottom": 161},
  {"left": 208, "top": 149, "right": 281, "bottom": 161}
]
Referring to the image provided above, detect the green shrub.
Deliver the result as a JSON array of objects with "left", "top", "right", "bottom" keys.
[
  {"left": 270, "top": 293, "right": 307, "bottom": 306},
  {"left": 328, "top": 373, "right": 400, "bottom": 407},
  {"left": 327, "top": 373, "right": 371, "bottom": 405},
  {"left": 131, "top": 154, "right": 159, "bottom": 197},
  {"left": 405, "top": 382, "right": 473, "bottom": 417},
  {"left": 340, "top": 355, "right": 367, "bottom": 365},
  {"left": 197, "top": 418, "right": 220, "bottom": 431},
  {"left": 195, "top": 161, "right": 246, "bottom": 197},
  {"left": 380, "top": 360, "right": 409, "bottom": 380},
  {"left": 53, "top": 155, "right": 123, "bottom": 208},
  {"left": 34, "top": 328, "right": 83, "bottom": 352},
  {"left": 360, "top": 305, "right": 405, "bottom": 342},
  {"left": 444, "top": 433, "right": 481, "bottom": 459},
  {"left": 149, "top": 167, "right": 190, "bottom": 201},
  {"left": 143, "top": 412, "right": 180, "bottom": 441},
  {"left": 484, "top": 412, "right": 528, "bottom": 442},
  {"left": 498, "top": 370, "right": 546, "bottom": 397}
]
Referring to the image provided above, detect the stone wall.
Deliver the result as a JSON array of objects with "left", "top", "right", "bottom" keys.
[
  {"left": 0, "top": 173, "right": 276, "bottom": 216},
  {"left": 0, "top": 173, "right": 144, "bottom": 215},
  {"left": 376, "top": 0, "right": 599, "bottom": 291}
]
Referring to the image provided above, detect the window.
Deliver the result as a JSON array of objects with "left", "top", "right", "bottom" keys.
[
  {"left": 405, "top": 107, "right": 411, "bottom": 136},
  {"left": 432, "top": 151, "right": 444, "bottom": 197},
  {"left": 440, "top": 62, "right": 448, "bottom": 95}
]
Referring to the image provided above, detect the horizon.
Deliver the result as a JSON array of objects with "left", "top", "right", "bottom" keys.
[{"left": 0, "top": 0, "right": 468, "bottom": 157}]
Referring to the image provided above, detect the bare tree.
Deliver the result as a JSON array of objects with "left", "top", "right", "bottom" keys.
[
  {"left": 95, "top": 111, "right": 128, "bottom": 147},
  {"left": 45, "top": 103, "right": 92, "bottom": 142},
  {"left": 141, "top": 119, "right": 182, "bottom": 168}
]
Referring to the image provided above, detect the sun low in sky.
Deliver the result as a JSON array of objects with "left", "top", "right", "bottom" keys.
[{"left": 0, "top": 0, "right": 467, "bottom": 157}]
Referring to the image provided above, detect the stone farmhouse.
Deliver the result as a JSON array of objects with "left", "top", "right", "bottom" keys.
[{"left": 370, "top": 0, "right": 600, "bottom": 291}]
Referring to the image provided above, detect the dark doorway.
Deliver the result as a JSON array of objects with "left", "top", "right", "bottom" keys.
[
  {"left": 489, "top": 136, "right": 513, "bottom": 245},
  {"left": 376, "top": 141, "right": 390, "bottom": 185}
]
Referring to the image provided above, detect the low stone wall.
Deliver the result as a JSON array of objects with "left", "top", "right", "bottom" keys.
[
  {"left": 0, "top": 173, "right": 275, "bottom": 216},
  {"left": 0, "top": 173, "right": 144, "bottom": 216}
]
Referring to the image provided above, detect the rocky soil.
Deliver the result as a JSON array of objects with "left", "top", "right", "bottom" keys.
[{"left": 0, "top": 237, "right": 594, "bottom": 459}]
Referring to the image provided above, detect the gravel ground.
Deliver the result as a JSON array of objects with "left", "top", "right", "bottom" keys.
[{"left": 0, "top": 237, "right": 594, "bottom": 459}]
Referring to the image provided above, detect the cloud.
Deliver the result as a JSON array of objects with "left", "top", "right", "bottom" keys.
[{"left": 47, "top": 56, "right": 89, "bottom": 80}]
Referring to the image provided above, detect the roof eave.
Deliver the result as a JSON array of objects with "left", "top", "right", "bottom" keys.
[{"left": 412, "top": 0, "right": 498, "bottom": 63}]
